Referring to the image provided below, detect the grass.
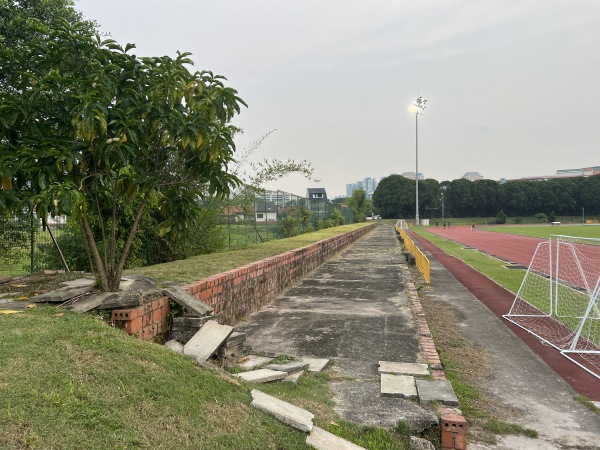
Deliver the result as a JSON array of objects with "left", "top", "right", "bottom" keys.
[
  {"left": 0, "top": 307, "right": 413, "bottom": 449},
  {"left": 484, "top": 224, "right": 600, "bottom": 240},
  {"left": 127, "top": 223, "right": 372, "bottom": 283}
]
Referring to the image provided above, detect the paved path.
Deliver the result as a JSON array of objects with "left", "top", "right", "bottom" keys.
[
  {"left": 235, "top": 224, "right": 438, "bottom": 431},
  {"left": 414, "top": 233, "right": 600, "bottom": 449}
]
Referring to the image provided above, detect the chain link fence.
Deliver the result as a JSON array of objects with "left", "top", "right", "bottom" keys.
[{"left": 0, "top": 209, "right": 67, "bottom": 277}]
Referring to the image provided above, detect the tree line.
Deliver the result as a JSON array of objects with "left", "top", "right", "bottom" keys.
[{"left": 372, "top": 174, "right": 600, "bottom": 220}]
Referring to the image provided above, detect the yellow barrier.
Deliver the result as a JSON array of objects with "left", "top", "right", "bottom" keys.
[{"left": 395, "top": 225, "right": 430, "bottom": 285}]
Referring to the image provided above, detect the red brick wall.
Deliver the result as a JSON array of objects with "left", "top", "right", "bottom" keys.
[
  {"left": 185, "top": 224, "right": 376, "bottom": 325},
  {"left": 112, "top": 296, "right": 170, "bottom": 341}
]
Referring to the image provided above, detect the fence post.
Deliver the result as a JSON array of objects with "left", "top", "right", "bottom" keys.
[{"left": 30, "top": 206, "right": 35, "bottom": 274}]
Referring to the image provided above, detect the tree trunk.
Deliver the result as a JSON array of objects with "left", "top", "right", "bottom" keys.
[{"left": 81, "top": 215, "right": 109, "bottom": 291}]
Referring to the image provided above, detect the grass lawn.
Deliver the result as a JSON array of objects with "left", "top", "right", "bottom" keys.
[
  {"left": 0, "top": 307, "right": 412, "bottom": 449},
  {"left": 128, "top": 223, "right": 373, "bottom": 283},
  {"left": 484, "top": 224, "right": 600, "bottom": 240}
]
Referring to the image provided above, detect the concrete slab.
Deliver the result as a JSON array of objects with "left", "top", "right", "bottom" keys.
[
  {"left": 251, "top": 389, "right": 314, "bottom": 432},
  {"left": 163, "top": 286, "right": 212, "bottom": 317},
  {"left": 183, "top": 321, "right": 233, "bottom": 361},
  {"left": 300, "top": 357, "right": 330, "bottom": 372},
  {"left": 29, "top": 285, "right": 97, "bottom": 303},
  {"left": 238, "top": 355, "right": 273, "bottom": 370},
  {"left": 283, "top": 370, "right": 304, "bottom": 383},
  {"left": 237, "top": 368, "right": 288, "bottom": 383},
  {"left": 306, "top": 426, "right": 366, "bottom": 449},
  {"left": 264, "top": 361, "right": 309, "bottom": 373},
  {"left": 66, "top": 292, "right": 118, "bottom": 312},
  {"left": 379, "top": 361, "right": 429, "bottom": 376},
  {"left": 380, "top": 373, "right": 417, "bottom": 399},
  {"left": 164, "top": 339, "right": 184, "bottom": 353},
  {"left": 60, "top": 277, "right": 95, "bottom": 288},
  {"left": 416, "top": 379, "right": 459, "bottom": 406}
]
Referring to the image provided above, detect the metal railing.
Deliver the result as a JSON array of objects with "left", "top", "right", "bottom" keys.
[{"left": 395, "top": 220, "right": 430, "bottom": 285}]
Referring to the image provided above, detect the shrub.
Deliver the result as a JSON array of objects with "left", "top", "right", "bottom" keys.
[{"left": 495, "top": 209, "right": 507, "bottom": 224}]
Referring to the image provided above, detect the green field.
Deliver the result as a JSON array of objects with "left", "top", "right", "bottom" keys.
[{"left": 484, "top": 224, "right": 600, "bottom": 240}]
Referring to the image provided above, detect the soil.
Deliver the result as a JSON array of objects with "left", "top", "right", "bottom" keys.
[{"left": 0, "top": 271, "right": 85, "bottom": 298}]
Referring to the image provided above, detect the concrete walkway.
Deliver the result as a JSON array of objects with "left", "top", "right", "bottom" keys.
[{"left": 235, "top": 224, "right": 438, "bottom": 431}]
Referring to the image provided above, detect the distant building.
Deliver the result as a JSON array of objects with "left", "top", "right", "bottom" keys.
[
  {"left": 462, "top": 171, "right": 484, "bottom": 181},
  {"left": 506, "top": 165, "right": 600, "bottom": 182},
  {"left": 345, "top": 177, "right": 377, "bottom": 198},
  {"left": 257, "top": 190, "right": 303, "bottom": 206},
  {"left": 401, "top": 171, "right": 424, "bottom": 180},
  {"left": 306, "top": 188, "right": 328, "bottom": 215},
  {"left": 253, "top": 201, "right": 278, "bottom": 223}
]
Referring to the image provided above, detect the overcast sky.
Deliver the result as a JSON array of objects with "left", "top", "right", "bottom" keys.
[{"left": 75, "top": 0, "right": 599, "bottom": 197}]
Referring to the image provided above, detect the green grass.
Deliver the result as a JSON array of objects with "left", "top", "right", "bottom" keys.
[
  {"left": 127, "top": 223, "right": 373, "bottom": 283},
  {"left": 485, "top": 224, "right": 600, "bottom": 240},
  {"left": 0, "top": 307, "right": 412, "bottom": 449}
]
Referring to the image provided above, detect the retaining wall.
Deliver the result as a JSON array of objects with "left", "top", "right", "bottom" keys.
[{"left": 184, "top": 223, "right": 376, "bottom": 325}]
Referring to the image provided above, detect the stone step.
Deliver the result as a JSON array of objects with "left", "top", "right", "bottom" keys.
[
  {"left": 238, "top": 355, "right": 273, "bottom": 370},
  {"left": 264, "top": 361, "right": 309, "bottom": 374},
  {"left": 251, "top": 389, "right": 314, "bottom": 432},
  {"left": 236, "top": 368, "right": 287, "bottom": 383},
  {"left": 300, "top": 357, "right": 330, "bottom": 372}
]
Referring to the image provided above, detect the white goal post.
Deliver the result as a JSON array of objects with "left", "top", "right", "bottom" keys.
[{"left": 503, "top": 234, "right": 600, "bottom": 379}]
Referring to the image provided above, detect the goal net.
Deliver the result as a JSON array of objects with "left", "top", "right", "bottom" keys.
[{"left": 503, "top": 234, "right": 600, "bottom": 379}]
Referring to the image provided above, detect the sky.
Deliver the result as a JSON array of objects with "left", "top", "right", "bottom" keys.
[{"left": 75, "top": 0, "right": 599, "bottom": 197}]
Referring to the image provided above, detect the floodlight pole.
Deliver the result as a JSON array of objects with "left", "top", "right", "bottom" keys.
[
  {"left": 582, "top": 207, "right": 585, "bottom": 224},
  {"left": 410, "top": 96, "right": 427, "bottom": 226}
]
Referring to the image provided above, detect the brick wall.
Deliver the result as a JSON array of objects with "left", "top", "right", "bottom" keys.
[
  {"left": 185, "top": 224, "right": 376, "bottom": 325},
  {"left": 112, "top": 296, "right": 170, "bottom": 341}
]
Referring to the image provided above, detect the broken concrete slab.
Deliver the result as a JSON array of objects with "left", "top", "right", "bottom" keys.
[
  {"left": 164, "top": 340, "right": 184, "bottom": 353},
  {"left": 410, "top": 436, "right": 435, "bottom": 450},
  {"left": 222, "top": 332, "right": 245, "bottom": 347},
  {"left": 264, "top": 361, "right": 309, "bottom": 374},
  {"left": 379, "top": 361, "right": 429, "bottom": 377},
  {"left": 171, "top": 316, "right": 216, "bottom": 343},
  {"left": 65, "top": 292, "right": 119, "bottom": 313},
  {"left": 300, "top": 357, "right": 330, "bottom": 372},
  {"left": 251, "top": 389, "right": 314, "bottom": 432},
  {"left": 380, "top": 373, "right": 417, "bottom": 399},
  {"left": 29, "top": 285, "right": 97, "bottom": 303},
  {"left": 284, "top": 370, "right": 304, "bottom": 384},
  {"left": 60, "top": 277, "right": 95, "bottom": 288},
  {"left": 236, "top": 368, "right": 288, "bottom": 383},
  {"left": 183, "top": 320, "right": 233, "bottom": 361},
  {"left": 163, "top": 286, "right": 212, "bottom": 317},
  {"left": 238, "top": 355, "right": 273, "bottom": 370},
  {"left": 416, "top": 379, "right": 459, "bottom": 406},
  {"left": 306, "top": 426, "right": 366, "bottom": 449}
]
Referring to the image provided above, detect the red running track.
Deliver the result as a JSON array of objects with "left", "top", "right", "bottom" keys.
[{"left": 410, "top": 228, "right": 600, "bottom": 400}]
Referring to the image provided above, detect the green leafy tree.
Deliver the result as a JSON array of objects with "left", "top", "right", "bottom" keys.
[
  {"left": 495, "top": 209, "right": 507, "bottom": 224},
  {"left": 0, "top": 13, "right": 246, "bottom": 290},
  {"left": 372, "top": 175, "right": 414, "bottom": 219},
  {"left": 348, "top": 189, "right": 368, "bottom": 223}
]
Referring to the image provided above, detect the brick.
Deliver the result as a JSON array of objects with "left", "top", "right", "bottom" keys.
[
  {"left": 112, "top": 308, "right": 139, "bottom": 321},
  {"left": 125, "top": 317, "right": 143, "bottom": 334}
]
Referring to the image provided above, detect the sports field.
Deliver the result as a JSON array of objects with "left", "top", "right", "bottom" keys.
[{"left": 483, "top": 224, "right": 600, "bottom": 240}]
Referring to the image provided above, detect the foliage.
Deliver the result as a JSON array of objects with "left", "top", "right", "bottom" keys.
[
  {"left": 495, "top": 209, "right": 507, "bottom": 224},
  {"left": 534, "top": 213, "right": 548, "bottom": 223},
  {"left": 513, "top": 216, "right": 522, "bottom": 224},
  {"left": 1, "top": 6, "right": 246, "bottom": 290},
  {"left": 348, "top": 189, "right": 368, "bottom": 223},
  {"left": 0, "top": 211, "right": 31, "bottom": 266}
]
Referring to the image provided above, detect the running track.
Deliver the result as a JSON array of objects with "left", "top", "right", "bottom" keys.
[{"left": 409, "top": 226, "right": 600, "bottom": 400}]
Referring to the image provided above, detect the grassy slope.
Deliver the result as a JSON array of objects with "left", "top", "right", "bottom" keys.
[{"left": 127, "top": 223, "right": 373, "bottom": 283}]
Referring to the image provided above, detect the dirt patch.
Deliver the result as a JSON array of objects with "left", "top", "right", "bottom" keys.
[{"left": 0, "top": 272, "right": 85, "bottom": 298}]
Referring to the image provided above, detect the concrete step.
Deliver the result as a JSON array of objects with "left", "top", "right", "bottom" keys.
[
  {"left": 183, "top": 321, "right": 233, "bottom": 361},
  {"left": 379, "top": 361, "right": 429, "bottom": 376}
]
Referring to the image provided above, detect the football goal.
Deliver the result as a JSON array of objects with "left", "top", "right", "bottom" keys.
[{"left": 504, "top": 235, "right": 600, "bottom": 379}]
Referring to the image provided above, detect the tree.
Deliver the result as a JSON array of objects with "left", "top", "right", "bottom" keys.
[
  {"left": 495, "top": 209, "right": 507, "bottom": 224},
  {"left": 372, "top": 174, "right": 414, "bottom": 219},
  {"left": 0, "top": 12, "right": 246, "bottom": 290},
  {"left": 348, "top": 189, "right": 368, "bottom": 223}
]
